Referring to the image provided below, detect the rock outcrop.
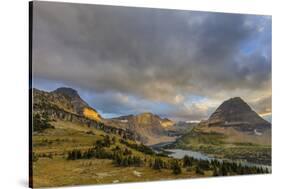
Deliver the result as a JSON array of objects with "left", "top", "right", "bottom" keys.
[{"left": 33, "top": 87, "right": 101, "bottom": 122}]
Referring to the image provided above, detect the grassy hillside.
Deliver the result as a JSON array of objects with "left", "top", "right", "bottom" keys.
[
  {"left": 31, "top": 88, "right": 271, "bottom": 187},
  {"left": 169, "top": 126, "right": 271, "bottom": 165},
  {"left": 31, "top": 120, "right": 268, "bottom": 187},
  {"left": 32, "top": 120, "right": 197, "bottom": 187}
]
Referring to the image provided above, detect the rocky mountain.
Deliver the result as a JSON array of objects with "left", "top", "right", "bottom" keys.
[
  {"left": 32, "top": 88, "right": 138, "bottom": 140},
  {"left": 104, "top": 112, "right": 177, "bottom": 145},
  {"left": 33, "top": 87, "right": 101, "bottom": 122},
  {"left": 205, "top": 97, "right": 271, "bottom": 133},
  {"left": 170, "top": 97, "right": 272, "bottom": 164},
  {"left": 32, "top": 87, "right": 177, "bottom": 144}
]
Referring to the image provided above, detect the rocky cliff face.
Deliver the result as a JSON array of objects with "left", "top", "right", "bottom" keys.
[
  {"left": 207, "top": 97, "right": 271, "bottom": 132},
  {"left": 52, "top": 87, "right": 89, "bottom": 114},
  {"left": 33, "top": 87, "right": 101, "bottom": 122},
  {"left": 32, "top": 88, "right": 137, "bottom": 140},
  {"left": 160, "top": 118, "right": 175, "bottom": 128},
  {"left": 32, "top": 88, "right": 177, "bottom": 144},
  {"left": 105, "top": 112, "right": 176, "bottom": 145}
]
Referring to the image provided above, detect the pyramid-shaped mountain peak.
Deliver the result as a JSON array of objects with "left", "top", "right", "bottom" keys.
[
  {"left": 207, "top": 97, "right": 271, "bottom": 131},
  {"left": 216, "top": 97, "right": 252, "bottom": 113}
]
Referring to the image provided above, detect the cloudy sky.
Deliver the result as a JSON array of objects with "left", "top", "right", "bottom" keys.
[{"left": 32, "top": 1, "right": 272, "bottom": 122}]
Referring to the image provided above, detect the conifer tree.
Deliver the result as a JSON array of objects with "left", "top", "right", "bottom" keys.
[{"left": 171, "top": 160, "right": 182, "bottom": 175}]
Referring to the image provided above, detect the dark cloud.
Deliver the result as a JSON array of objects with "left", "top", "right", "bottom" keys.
[
  {"left": 32, "top": 2, "right": 271, "bottom": 120},
  {"left": 249, "top": 95, "right": 272, "bottom": 115}
]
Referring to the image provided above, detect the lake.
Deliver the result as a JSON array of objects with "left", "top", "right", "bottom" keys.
[{"left": 165, "top": 149, "right": 271, "bottom": 171}]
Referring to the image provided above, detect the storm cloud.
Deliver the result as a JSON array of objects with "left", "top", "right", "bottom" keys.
[{"left": 32, "top": 2, "right": 272, "bottom": 121}]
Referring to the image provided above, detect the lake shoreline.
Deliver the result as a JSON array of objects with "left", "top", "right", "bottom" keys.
[{"left": 150, "top": 142, "right": 271, "bottom": 171}]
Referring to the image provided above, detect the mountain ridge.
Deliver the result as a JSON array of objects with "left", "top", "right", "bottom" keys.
[
  {"left": 33, "top": 87, "right": 177, "bottom": 145},
  {"left": 33, "top": 87, "right": 271, "bottom": 145},
  {"left": 104, "top": 112, "right": 177, "bottom": 145},
  {"left": 33, "top": 87, "right": 102, "bottom": 122}
]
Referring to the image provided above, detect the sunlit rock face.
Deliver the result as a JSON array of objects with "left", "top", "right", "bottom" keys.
[
  {"left": 83, "top": 107, "right": 101, "bottom": 122},
  {"left": 105, "top": 112, "right": 177, "bottom": 145},
  {"left": 34, "top": 87, "right": 102, "bottom": 121},
  {"left": 160, "top": 118, "right": 175, "bottom": 128}
]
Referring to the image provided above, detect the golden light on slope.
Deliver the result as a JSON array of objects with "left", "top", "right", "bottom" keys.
[
  {"left": 83, "top": 108, "right": 101, "bottom": 122},
  {"left": 160, "top": 120, "right": 174, "bottom": 128},
  {"left": 259, "top": 112, "right": 272, "bottom": 117}
]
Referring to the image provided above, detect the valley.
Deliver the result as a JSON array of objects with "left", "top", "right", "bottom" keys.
[
  {"left": 29, "top": 4, "right": 272, "bottom": 188},
  {"left": 31, "top": 87, "right": 272, "bottom": 187},
  {"left": 167, "top": 129, "right": 271, "bottom": 165},
  {"left": 32, "top": 120, "right": 201, "bottom": 187}
]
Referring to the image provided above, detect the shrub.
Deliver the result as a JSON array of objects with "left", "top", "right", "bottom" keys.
[{"left": 171, "top": 160, "right": 182, "bottom": 175}]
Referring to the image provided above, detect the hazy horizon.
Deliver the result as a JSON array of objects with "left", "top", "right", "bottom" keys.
[{"left": 32, "top": 2, "right": 272, "bottom": 122}]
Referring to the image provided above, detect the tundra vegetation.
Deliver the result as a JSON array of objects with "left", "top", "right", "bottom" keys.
[{"left": 32, "top": 118, "right": 269, "bottom": 187}]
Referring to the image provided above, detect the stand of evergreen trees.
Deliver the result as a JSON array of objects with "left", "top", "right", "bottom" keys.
[
  {"left": 181, "top": 155, "right": 270, "bottom": 176},
  {"left": 119, "top": 139, "right": 155, "bottom": 155},
  {"left": 66, "top": 135, "right": 144, "bottom": 167},
  {"left": 113, "top": 153, "right": 143, "bottom": 167},
  {"left": 150, "top": 158, "right": 181, "bottom": 175},
  {"left": 66, "top": 147, "right": 143, "bottom": 167},
  {"left": 210, "top": 160, "right": 270, "bottom": 176},
  {"left": 65, "top": 135, "right": 270, "bottom": 176},
  {"left": 33, "top": 113, "right": 54, "bottom": 132}
]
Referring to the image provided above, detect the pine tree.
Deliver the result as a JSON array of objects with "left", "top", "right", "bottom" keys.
[
  {"left": 171, "top": 160, "right": 182, "bottom": 175},
  {"left": 153, "top": 158, "right": 163, "bottom": 170},
  {"left": 221, "top": 164, "right": 228, "bottom": 176},
  {"left": 196, "top": 166, "right": 204, "bottom": 175},
  {"left": 183, "top": 155, "right": 192, "bottom": 167},
  {"left": 104, "top": 135, "right": 111, "bottom": 147}
]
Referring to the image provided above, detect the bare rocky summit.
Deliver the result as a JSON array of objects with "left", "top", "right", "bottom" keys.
[
  {"left": 206, "top": 97, "right": 271, "bottom": 132},
  {"left": 33, "top": 87, "right": 102, "bottom": 122}
]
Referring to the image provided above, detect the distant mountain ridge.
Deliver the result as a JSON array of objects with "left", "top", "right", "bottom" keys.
[
  {"left": 104, "top": 112, "right": 177, "bottom": 145},
  {"left": 33, "top": 87, "right": 271, "bottom": 145}
]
